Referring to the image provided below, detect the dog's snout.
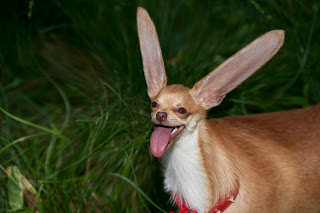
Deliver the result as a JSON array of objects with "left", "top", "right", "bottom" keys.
[{"left": 156, "top": 112, "right": 167, "bottom": 122}]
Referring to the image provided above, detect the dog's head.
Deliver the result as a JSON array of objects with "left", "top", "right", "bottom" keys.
[{"left": 137, "top": 7, "right": 284, "bottom": 157}]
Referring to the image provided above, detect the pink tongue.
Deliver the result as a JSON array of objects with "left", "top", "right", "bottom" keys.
[{"left": 150, "top": 126, "right": 173, "bottom": 158}]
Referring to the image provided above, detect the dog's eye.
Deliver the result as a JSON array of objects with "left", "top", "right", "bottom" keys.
[
  {"left": 151, "top": 102, "right": 158, "bottom": 108},
  {"left": 177, "top": 108, "right": 186, "bottom": 114}
]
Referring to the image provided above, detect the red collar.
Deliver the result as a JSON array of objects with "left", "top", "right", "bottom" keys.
[{"left": 170, "top": 183, "right": 239, "bottom": 213}]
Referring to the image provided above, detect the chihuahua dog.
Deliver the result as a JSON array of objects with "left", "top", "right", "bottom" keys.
[{"left": 137, "top": 7, "right": 320, "bottom": 213}]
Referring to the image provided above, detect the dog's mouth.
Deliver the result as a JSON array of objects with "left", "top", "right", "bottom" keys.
[{"left": 150, "top": 124, "right": 185, "bottom": 158}]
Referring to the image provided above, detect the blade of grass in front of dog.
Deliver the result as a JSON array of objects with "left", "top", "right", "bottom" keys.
[
  {"left": 125, "top": 152, "right": 151, "bottom": 213},
  {"left": 110, "top": 173, "right": 167, "bottom": 213}
]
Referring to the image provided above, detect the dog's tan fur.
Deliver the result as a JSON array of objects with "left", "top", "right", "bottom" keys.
[
  {"left": 137, "top": 7, "right": 320, "bottom": 212},
  {"left": 200, "top": 105, "right": 320, "bottom": 212}
]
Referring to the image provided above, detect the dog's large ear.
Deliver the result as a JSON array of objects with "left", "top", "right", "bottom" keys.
[
  {"left": 191, "top": 30, "right": 285, "bottom": 110},
  {"left": 137, "top": 7, "right": 167, "bottom": 99}
]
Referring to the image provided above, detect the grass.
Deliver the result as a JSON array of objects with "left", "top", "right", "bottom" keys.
[{"left": 0, "top": 0, "right": 319, "bottom": 212}]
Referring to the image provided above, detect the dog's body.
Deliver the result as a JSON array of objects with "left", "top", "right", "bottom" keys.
[
  {"left": 164, "top": 103, "right": 320, "bottom": 212},
  {"left": 137, "top": 7, "right": 320, "bottom": 213}
]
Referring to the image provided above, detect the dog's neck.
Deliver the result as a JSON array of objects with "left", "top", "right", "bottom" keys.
[{"left": 162, "top": 120, "right": 239, "bottom": 213}]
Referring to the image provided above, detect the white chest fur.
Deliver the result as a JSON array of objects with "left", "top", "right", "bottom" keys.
[{"left": 162, "top": 128, "right": 211, "bottom": 213}]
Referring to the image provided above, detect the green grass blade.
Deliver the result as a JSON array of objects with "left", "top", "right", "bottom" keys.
[
  {"left": 110, "top": 173, "right": 167, "bottom": 213},
  {"left": 0, "top": 107, "right": 64, "bottom": 138},
  {"left": 125, "top": 152, "right": 151, "bottom": 213},
  {"left": 0, "top": 132, "right": 47, "bottom": 154},
  {"left": 103, "top": 81, "right": 133, "bottom": 118}
]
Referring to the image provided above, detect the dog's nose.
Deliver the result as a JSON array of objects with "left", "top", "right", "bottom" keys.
[{"left": 156, "top": 112, "right": 167, "bottom": 122}]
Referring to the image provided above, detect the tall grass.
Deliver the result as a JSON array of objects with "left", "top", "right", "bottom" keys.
[{"left": 0, "top": 0, "right": 319, "bottom": 212}]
